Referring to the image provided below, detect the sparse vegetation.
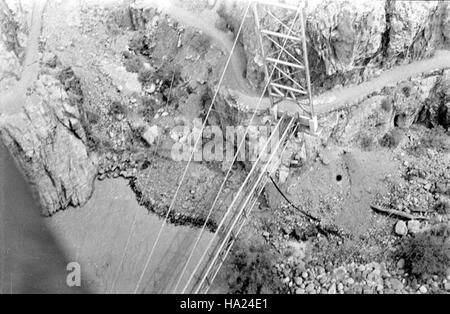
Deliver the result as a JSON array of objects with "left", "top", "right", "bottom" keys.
[
  {"left": 226, "top": 240, "right": 282, "bottom": 294},
  {"left": 109, "top": 100, "right": 127, "bottom": 116},
  {"left": 419, "top": 127, "right": 450, "bottom": 152},
  {"left": 139, "top": 96, "right": 157, "bottom": 119},
  {"left": 406, "top": 126, "right": 450, "bottom": 156},
  {"left": 435, "top": 197, "right": 450, "bottom": 215},
  {"left": 137, "top": 68, "right": 155, "bottom": 85},
  {"left": 379, "top": 128, "right": 403, "bottom": 148},
  {"left": 128, "top": 31, "right": 152, "bottom": 56},
  {"left": 122, "top": 51, "right": 143, "bottom": 73},
  {"left": 186, "top": 32, "right": 211, "bottom": 56},
  {"left": 381, "top": 97, "right": 392, "bottom": 112},
  {"left": 396, "top": 224, "right": 450, "bottom": 279},
  {"left": 359, "top": 133, "right": 374, "bottom": 150},
  {"left": 86, "top": 110, "right": 100, "bottom": 125}
]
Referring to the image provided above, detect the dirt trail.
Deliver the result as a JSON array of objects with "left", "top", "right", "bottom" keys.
[
  {"left": 0, "top": 1, "right": 47, "bottom": 116},
  {"left": 233, "top": 50, "right": 450, "bottom": 116},
  {"left": 144, "top": 0, "right": 450, "bottom": 117},
  {"left": 291, "top": 49, "right": 450, "bottom": 115}
]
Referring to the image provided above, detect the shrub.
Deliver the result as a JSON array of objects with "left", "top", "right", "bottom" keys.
[
  {"left": 85, "top": 133, "right": 102, "bottom": 152},
  {"left": 420, "top": 127, "right": 450, "bottom": 152},
  {"left": 396, "top": 224, "right": 450, "bottom": 278},
  {"left": 435, "top": 197, "right": 450, "bottom": 215},
  {"left": 109, "top": 101, "right": 127, "bottom": 116},
  {"left": 381, "top": 97, "right": 392, "bottom": 112},
  {"left": 86, "top": 110, "right": 100, "bottom": 125},
  {"left": 122, "top": 52, "right": 143, "bottom": 73},
  {"left": 379, "top": 129, "right": 403, "bottom": 148},
  {"left": 359, "top": 134, "right": 374, "bottom": 151},
  {"left": 188, "top": 32, "right": 211, "bottom": 56},
  {"left": 129, "top": 32, "right": 151, "bottom": 55},
  {"left": 226, "top": 240, "right": 282, "bottom": 294},
  {"left": 139, "top": 96, "right": 157, "bottom": 118},
  {"left": 138, "top": 68, "right": 155, "bottom": 85}
]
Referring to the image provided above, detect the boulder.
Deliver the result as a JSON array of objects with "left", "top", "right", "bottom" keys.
[
  {"left": 394, "top": 220, "right": 408, "bottom": 236},
  {"left": 445, "top": 281, "right": 450, "bottom": 292},
  {"left": 407, "top": 220, "right": 421, "bottom": 234},
  {"left": 389, "top": 278, "right": 404, "bottom": 291},
  {"left": 328, "top": 282, "right": 337, "bottom": 294},
  {"left": 142, "top": 125, "right": 159, "bottom": 146}
]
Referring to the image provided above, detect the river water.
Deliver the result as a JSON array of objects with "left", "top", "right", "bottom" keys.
[
  {"left": 0, "top": 142, "right": 84, "bottom": 293},
  {"left": 0, "top": 143, "right": 218, "bottom": 293}
]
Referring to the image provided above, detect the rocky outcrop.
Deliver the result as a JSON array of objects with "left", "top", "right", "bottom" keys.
[
  {"left": 418, "top": 69, "right": 450, "bottom": 130},
  {"left": 444, "top": 4, "right": 450, "bottom": 46},
  {"left": 331, "top": 68, "right": 450, "bottom": 149},
  {"left": 0, "top": 74, "right": 98, "bottom": 215},
  {"left": 389, "top": 1, "right": 449, "bottom": 62},
  {"left": 307, "top": 0, "right": 386, "bottom": 76}
]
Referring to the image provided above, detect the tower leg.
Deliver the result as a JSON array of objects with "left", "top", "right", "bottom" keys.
[{"left": 308, "top": 116, "right": 318, "bottom": 134}]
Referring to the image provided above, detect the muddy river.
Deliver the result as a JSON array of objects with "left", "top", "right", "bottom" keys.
[{"left": 0, "top": 143, "right": 218, "bottom": 294}]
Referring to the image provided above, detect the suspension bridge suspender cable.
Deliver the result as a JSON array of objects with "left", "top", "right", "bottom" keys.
[
  {"left": 109, "top": 208, "right": 139, "bottom": 294},
  {"left": 132, "top": 2, "right": 252, "bottom": 294},
  {"left": 179, "top": 115, "right": 290, "bottom": 293},
  {"left": 180, "top": 5, "right": 302, "bottom": 294},
  {"left": 205, "top": 125, "right": 298, "bottom": 293},
  {"left": 172, "top": 113, "right": 283, "bottom": 293},
  {"left": 193, "top": 117, "right": 296, "bottom": 293}
]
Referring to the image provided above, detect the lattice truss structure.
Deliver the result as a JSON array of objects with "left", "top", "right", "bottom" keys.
[{"left": 253, "top": 0, "right": 318, "bottom": 133}]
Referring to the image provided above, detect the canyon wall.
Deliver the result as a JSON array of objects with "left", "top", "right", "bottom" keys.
[{"left": 218, "top": 0, "right": 450, "bottom": 92}]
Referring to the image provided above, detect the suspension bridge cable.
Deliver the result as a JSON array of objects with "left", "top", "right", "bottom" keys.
[
  {"left": 205, "top": 126, "right": 298, "bottom": 293},
  {"left": 192, "top": 117, "right": 296, "bottom": 293},
  {"left": 172, "top": 114, "right": 284, "bottom": 292},
  {"left": 181, "top": 115, "right": 291, "bottom": 293},
  {"left": 109, "top": 207, "right": 140, "bottom": 294},
  {"left": 132, "top": 2, "right": 252, "bottom": 294},
  {"left": 179, "top": 5, "right": 302, "bottom": 294}
]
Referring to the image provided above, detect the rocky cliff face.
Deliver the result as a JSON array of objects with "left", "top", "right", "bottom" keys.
[
  {"left": 218, "top": 0, "right": 450, "bottom": 92},
  {"left": 0, "top": 73, "right": 98, "bottom": 215},
  {"left": 0, "top": 1, "right": 100, "bottom": 216}
]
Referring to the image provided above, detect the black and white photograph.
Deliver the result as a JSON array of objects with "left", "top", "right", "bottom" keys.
[{"left": 0, "top": 0, "right": 449, "bottom": 299}]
